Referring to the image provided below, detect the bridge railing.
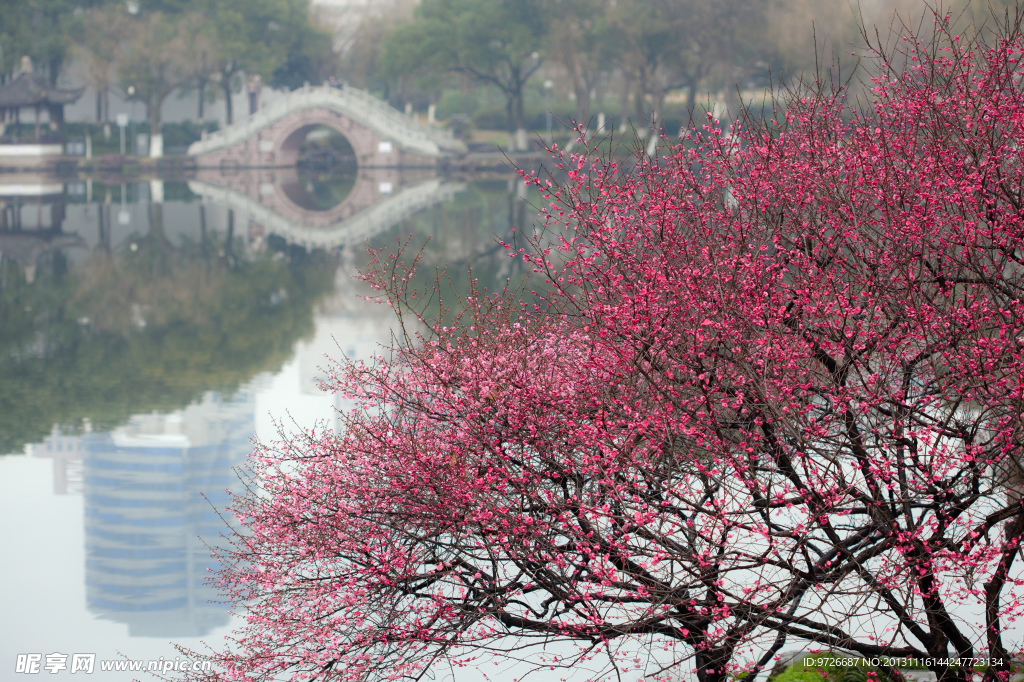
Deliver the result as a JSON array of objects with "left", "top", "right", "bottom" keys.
[
  {"left": 188, "top": 85, "right": 467, "bottom": 158},
  {"left": 338, "top": 86, "right": 469, "bottom": 150}
]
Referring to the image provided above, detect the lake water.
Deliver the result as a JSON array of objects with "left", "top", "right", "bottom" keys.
[{"left": 0, "top": 168, "right": 534, "bottom": 680}]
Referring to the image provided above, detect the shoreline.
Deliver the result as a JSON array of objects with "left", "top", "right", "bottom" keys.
[{"left": 0, "top": 150, "right": 552, "bottom": 179}]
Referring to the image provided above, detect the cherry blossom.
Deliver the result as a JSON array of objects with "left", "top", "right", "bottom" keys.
[{"left": 178, "top": 14, "right": 1024, "bottom": 682}]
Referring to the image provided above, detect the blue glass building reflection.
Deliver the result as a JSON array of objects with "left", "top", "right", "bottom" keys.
[{"left": 79, "top": 390, "right": 254, "bottom": 637}]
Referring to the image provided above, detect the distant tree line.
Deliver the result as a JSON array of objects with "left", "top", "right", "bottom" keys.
[
  {"left": 1, "top": 0, "right": 1016, "bottom": 152},
  {"left": 339, "top": 0, "right": 1019, "bottom": 148},
  {"left": 0, "top": 0, "right": 333, "bottom": 151}
]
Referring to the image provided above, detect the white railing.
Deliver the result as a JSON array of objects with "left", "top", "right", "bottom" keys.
[{"left": 188, "top": 85, "right": 467, "bottom": 158}]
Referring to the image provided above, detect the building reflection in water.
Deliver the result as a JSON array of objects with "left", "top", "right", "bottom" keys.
[
  {"left": 0, "top": 178, "right": 87, "bottom": 284},
  {"left": 14, "top": 168, "right": 522, "bottom": 642},
  {"left": 32, "top": 389, "right": 255, "bottom": 637}
]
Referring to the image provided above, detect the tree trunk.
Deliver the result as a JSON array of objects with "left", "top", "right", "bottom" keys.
[
  {"left": 567, "top": 53, "right": 589, "bottom": 123},
  {"left": 573, "top": 81, "right": 589, "bottom": 125},
  {"left": 149, "top": 202, "right": 163, "bottom": 239},
  {"left": 634, "top": 78, "right": 649, "bottom": 139},
  {"left": 685, "top": 75, "right": 700, "bottom": 128},
  {"left": 224, "top": 208, "right": 236, "bottom": 268},
  {"left": 222, "top": 79, "right": 233, "bottom": 126},
  {"left": 652, "top": 90, "right": 665, "bottom": 127},
  {"left": 724, "top": 78, "right": 741, "bottom": 130},
  {"left": 693, "top": 645, "right": 735, "bottom": 682},
  {"left": 618, "top": 70, "right": 633, "bottom": 133},
  {"left": 553, "top": 6, "right": 589, "bottom": 125},
  {"left": 47, "top": 56, "right": 62, "bottom": 87},
  {"left": 98, "top": 202, "right": 110, "bottom": 252},
  {"left": 505, "top": 95, "right": 515, "bottom": 150},
  {"left": 651, "top": 89, "right": 666, "bottom": 135},
  {"left": 645, "top": 90, "right": 667, "bottom": 156},
  {"left": 147, "top": 96, "right": 163, "bottom": 159},
  {"left": 198, "top": 79, "right": 206, "bottom": 121},
  {"left": 514, "top": 85, "right": 527, "bottom": 151}
]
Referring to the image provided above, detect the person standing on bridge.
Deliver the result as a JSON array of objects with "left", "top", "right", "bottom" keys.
[{"left": 247, "top": 74, "right": 262, "bottom": 115}]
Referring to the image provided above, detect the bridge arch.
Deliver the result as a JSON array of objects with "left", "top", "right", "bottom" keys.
[
  {"left": 188, "top": 85, "right": 466, "bottom": 169},
  {"left": 277, "top": 122, "right": 353, "bottom": 166}
]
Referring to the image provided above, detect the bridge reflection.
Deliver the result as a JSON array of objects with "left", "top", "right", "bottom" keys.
[{"left": 190, "top": 166, "right": 465, "bottom": 249}]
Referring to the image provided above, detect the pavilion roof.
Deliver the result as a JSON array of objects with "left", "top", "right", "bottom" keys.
[{"left": 0, "top": 72, "right": 84, "bottom": 108}]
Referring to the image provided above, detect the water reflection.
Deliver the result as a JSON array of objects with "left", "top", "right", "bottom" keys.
[
  {"left": 191, "top": 166, "right": 465, "bottom": 249},
  {"left": 282, "top": 167, "right": 358, "bottom": 212},
  {"left": 0, "top": 168, "right": 535, "bottom": 674},
  {"left": 0, "top": 182, "right": 337, "bottom": 456},
  {"left": 81, "top": 391, "right": 252, "bottom": 637},
  {"left": 0, "top": 169, "right": 535, "bottom": 451},
  {"left": 0, "top": 179, "right": 82, "bottom": 280},
  {"left": 28, "top": 393, "right": 256, "bottom": 638}
]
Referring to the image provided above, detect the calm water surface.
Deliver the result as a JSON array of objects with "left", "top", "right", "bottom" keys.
[{"left": 0, "top": 169, "right": 532, "bottom": 680}]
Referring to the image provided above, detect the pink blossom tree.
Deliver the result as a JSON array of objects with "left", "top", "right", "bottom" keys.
[{"left": 180, "top": 11, "right": 1024, "bottom": 682}]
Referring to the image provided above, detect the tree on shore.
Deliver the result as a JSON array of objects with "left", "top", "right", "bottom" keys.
[
  {"left": 0, "top": 0, "right": 84, "bottom": 85},
  {"left": 76, "top": 0, "right": 332, "bottom": 130},
  {"left": 75, "top": 6, "right": 132, "bottom": 131},
  {"left": 546, "top": 0, "right": 616, "bottom": 124},
  {"left": 178, "top": 11, "right": 1024, "bottom": 682},
  {"left": 118, "top": 11, "right": 210, "bottom": 157},
  {"left": 381, "top": 0, "right": 547, "bottom": 151},
  {"left": 198, "top": 0, "right": 292, "bottom": 125}
]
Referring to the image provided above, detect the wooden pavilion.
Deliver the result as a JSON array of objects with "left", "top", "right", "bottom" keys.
[{"left": 0, "top": 57, "right": 84, "bottom": 142}]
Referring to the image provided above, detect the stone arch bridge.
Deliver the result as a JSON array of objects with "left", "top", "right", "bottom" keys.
[
  {"left": 187, "top": 85, "right": 467, "bottom": 168},
  {"left": 187, "top": 85, "right": 468, "bottom": 249}
]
